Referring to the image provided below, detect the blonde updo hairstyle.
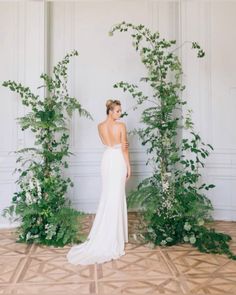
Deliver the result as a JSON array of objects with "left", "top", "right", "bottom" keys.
[{"left": 106, "top": 99, "right": 121, "bottom": 115}]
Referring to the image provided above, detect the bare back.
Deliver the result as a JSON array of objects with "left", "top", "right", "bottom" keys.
[{"left": 97, "top": 121, "right": 123, "bottom": 147}]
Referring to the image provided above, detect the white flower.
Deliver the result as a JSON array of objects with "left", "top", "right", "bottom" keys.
[
  {"left": 184, "top": 222, "right": 192, "bottom": 231},
  {"left": 197, "top": 219, "right": 204, "bottom": 226},
  {"left": 35, "top": 179, "right": 42, "bottom": 198},
  {"left": 183, "top": 235, "right": 189, "bottom": 242},
  {"left": 161, "top": 172, "right": 172, "bottom": 192},
  {"left": 16, "top": 195, "right": 21, "bottom": 202},
  {"left": 162, "top": 181, "right": 169, "bottom": 192},
  {"left": 25, "top": 192, "right": 32, "bottom": 205},
  {"left": 189, "top": 236, "right": 196, "bottom": 244},
  {"left": 26, "top": 232, "right": 31, "bottom": 241},
  {"left": 45, "top": 224, "right": 50, "bottom": 230},
  {"left": 166, "top": 237, "right": 173, "bottom": 242},
  {"left": 45, "top": 224, "right": 57, "bottom": 240},
  {"left": 29, "top": 179, "right": 34, "bottom": 190},
  {"left": 23, "top": 177, "right": 42, "bottom": 204}
]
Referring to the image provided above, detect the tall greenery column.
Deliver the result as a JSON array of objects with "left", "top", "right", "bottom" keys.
[
  {"left": 2, "top": 50, "right": 93, "bottom": 246},
  {"left": 109, "top": 22, "right": 236, "bottom": 260}
]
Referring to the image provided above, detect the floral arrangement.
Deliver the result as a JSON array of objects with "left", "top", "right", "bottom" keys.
[
  {"left": 110, "top": 22, "right": 236, "bottom": 260},
  {"left": 2, "top": 50, "right": 92, "bottom": 246}
]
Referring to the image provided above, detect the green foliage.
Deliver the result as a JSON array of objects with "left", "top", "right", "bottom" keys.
[
  {"left": 110, "top": 22, "right": 236, "bottom": 260},
  {"left": 2, "top": 50, "right": 93, "bottom": 247}
]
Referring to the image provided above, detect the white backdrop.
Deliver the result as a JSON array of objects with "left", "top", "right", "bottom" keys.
[{"left": 0, "top": 0, "right": 236, "bottom": 228}]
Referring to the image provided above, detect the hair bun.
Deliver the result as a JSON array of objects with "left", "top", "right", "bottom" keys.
[
  {"left": 105, "top": 99, "right": 121, "bottom": 115},
  {"left": 106, "top": 99, "right": 113, "bottom": 108}
]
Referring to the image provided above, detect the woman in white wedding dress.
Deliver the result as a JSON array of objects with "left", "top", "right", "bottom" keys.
[{"left": 66, "top": 99, "right": 131, "bottom": 265}]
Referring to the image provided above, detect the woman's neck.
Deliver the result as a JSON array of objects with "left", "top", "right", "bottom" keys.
[{"left": 106, "top": 116, "right": 116, "bottom": 123}]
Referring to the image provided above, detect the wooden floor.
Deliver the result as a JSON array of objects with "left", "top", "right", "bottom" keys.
[{"left": 1, "top": 213, "right": 236, "bottom": 295}]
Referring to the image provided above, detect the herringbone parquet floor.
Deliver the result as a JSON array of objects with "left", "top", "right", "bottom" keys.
[{"left": 0, "top": 212, "right": 236, "bottom": 295}]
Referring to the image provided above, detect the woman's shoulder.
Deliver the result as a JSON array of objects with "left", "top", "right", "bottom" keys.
[
  {"left": 97, "top": 120, "right": 126, "bottom": 128},
  {"left": 116, "top": 121, "right": 126, "bottom": 129},
  {"left": 97, "top": 121, "right": 105, "bottom": 128},
  {"left": 116, "top": 120, "right": 126, "bottom": 126}
]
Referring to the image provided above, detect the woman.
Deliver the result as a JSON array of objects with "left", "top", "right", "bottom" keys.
[{"left": 66, "top": 99, "right": 131, "bottom": 265}]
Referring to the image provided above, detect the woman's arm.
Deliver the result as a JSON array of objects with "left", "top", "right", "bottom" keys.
[
  {"left": 120, "top": 123, "right": 131, "bottom": 180},
  {"left": 97, "top": 123, "right": 105, "bottom": 145}
]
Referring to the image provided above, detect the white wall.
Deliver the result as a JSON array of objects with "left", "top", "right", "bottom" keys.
[
  {"left": 48, "top": 0, "right": 178, "bottom": 213},
  {"left": 0, "top": 0, "right": 235, "bottom": 227},
  {"left": 0, "top": 1, "right": 45, "bottom": 227},
  {"left": 180, "top": 0, "right": 236, "bottom": 220}
]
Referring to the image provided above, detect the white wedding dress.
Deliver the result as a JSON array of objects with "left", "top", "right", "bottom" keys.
[{"left": 66, "top": 143, "right": 128, "bottom": 265}]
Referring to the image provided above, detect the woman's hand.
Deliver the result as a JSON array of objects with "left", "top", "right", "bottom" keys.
[
  {"left": 126, "top": 165, "right": 131, "bottom": 181},
  {"left": 122, "top": 141, "right": 129, "bottom": 149}
]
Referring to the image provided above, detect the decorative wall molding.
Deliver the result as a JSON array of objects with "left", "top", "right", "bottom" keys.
[{"left": 0, "top": 2, "right": 47, "bottom": 228}]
